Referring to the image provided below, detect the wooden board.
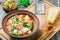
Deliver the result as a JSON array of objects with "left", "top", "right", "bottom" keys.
[{"left": 0, "top": 1, "right": 59, "bottom": 40}]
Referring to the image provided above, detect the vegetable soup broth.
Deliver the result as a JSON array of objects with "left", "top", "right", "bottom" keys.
[{"left": 6, "top": 14, "right": 35, "bottom": 36}]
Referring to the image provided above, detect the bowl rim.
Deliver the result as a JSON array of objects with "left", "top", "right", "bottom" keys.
[{"left": 2, "top": 10, "right": 39, "bottom": 38}]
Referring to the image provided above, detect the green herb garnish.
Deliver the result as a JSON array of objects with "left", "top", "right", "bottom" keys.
[
  {"left": 17, "top": 0, "right": 30, "bottom": 7},
  {"left": 16, "top": 18, "right": 19, "bottom": 22},
  {"left": 23, "top": 22, "right": 28, "bottom": 27}
]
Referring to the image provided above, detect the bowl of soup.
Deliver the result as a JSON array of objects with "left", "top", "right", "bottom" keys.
[{"left": 2, "top": 10, "right": 39, "bottom": 39}]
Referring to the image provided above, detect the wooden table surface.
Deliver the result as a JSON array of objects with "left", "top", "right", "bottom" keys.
[{"left": 0, "top": 1, "right": 58, "bottom": 40}]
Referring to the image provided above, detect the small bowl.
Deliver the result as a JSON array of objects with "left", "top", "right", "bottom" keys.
[
  {"left": 2, "top": 0, "right": 17, "bottom": 13},
  {"left": 2, "top": 10, "right": 39, "bottom": 39}
]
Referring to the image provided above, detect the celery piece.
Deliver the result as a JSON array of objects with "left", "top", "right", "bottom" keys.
[
  {"left": 12, "top": 31, "right": 23, "bottom": 36},
  {"left": 12, "top": 25, "right": 16, "bottom": 31},
  {"left": 12, "top": 25, "right": 18, "bottom": 31},
  {"left": 30, "top": 22, "right": 33, "bottom": 30}
]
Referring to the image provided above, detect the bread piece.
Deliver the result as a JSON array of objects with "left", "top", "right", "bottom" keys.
[{"left": 47, "top": 7, "right": 60, "bottom": 24}]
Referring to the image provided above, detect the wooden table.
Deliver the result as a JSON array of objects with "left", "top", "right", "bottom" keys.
[{"left": 0, "top": 1, "right": 60, "bottom": 40}]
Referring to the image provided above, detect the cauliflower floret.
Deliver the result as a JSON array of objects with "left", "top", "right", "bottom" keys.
[
  {"left": 28, "top": 31, "right": 31, "bottom": 34},
  {"left": 7, "top": 25, "right": 12, "bottom": 32},
  {"left": 6, "top": 19, "right": 12, "bottom": 25},
  {"left": 13, "top": 29, "right": 18, "bottom": 33},
  {"left": 24, "top": 15, "right": 30, "bottom": 22},
  {"left": 18, "top": 31, "right": 23, "bottom": 34},
  {"left": 21, "top": 27, "right": 30, "bottom": 34},
  {"left": 8, "top": 19, "right": 12, "bottom": 23},
  {"left": 12, "top": 19, "right": 16, "bottom": 23}
]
